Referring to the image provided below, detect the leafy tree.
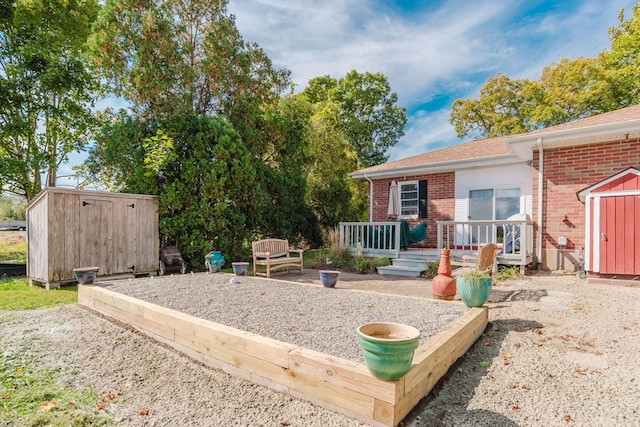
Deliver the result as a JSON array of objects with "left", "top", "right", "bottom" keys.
[
  {"left": 450, "top": 3, "right": 640, "bottom": 140},
  {"left": 0, "top": 0, "right": 99, "bottom": 201},
  {"left": 599, "top": 2, "right": 640, "bottom": 107},
  {"left": 303, "top": 71, "right": 407, "bottom": 168},
  {"left": 89, "top": 0, "right": 289, "bottom": 122},
  {"left": 450, "top": 59, "right": 614, "bottom": 139},
  {"left": 86, "top": 0, "right": 323, "bottom": 260},
  {"left": 532, "top": 57, "right": 618, "bottom": 127},
  {"left": 0, "top": 194, "right": 26, "bottom": 220},
  {"left": 85, "top": 113, "right": 257, "bottom": 268},
  {"left": 304, "top": 101, "right": 366, "bottom": 228},
  {"left": 449, "top": 73, "right": 535, "bottom": 138}
]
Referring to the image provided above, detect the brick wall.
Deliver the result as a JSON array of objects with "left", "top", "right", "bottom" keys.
[
  {"left": 533, "top": 138, "right": 640, "bottom": 268},
  {"left": 370, "top": 172, "right": 455, "bottom": 247}
]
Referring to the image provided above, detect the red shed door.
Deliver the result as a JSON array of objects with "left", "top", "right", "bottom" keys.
[{"left": 599, "top": 195, "right": 640, "bottom": 275}]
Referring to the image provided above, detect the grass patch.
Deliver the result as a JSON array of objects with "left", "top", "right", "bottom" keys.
[
  {"left": 494, "top": 265, "right": 521, "bottom": 281},
  {"left": 0, "top": 277, "right": 77, "bottom": 310},
  {"left": 0, "top": 344, "right": 109, "bottom": 426},
  {"left": 0, "top": 232, "right": 26, "bottom": 263}
]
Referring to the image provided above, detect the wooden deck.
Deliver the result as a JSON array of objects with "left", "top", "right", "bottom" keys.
[{"left": 78, "top": 284, "right": 487, "bottom": 426}]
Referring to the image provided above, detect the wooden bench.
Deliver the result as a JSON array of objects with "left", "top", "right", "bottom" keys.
[{"left": 252, "top": 238, "right": 303, "bottom": 278}]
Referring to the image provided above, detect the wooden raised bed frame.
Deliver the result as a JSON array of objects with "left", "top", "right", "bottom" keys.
[{"left": 79, "top": 284, "right": 487, "bottom": 426}]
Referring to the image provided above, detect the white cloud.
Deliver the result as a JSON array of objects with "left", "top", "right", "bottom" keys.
[
  {"left": 229, "top": 0, "right": 511, "bottom": 108},
  {"left": 229, "top": 0, "right": 636, "bottom": 161}
]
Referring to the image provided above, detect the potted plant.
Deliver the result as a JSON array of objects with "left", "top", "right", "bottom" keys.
[{"left": 455, "top": 269, "right": 493, "bottom": 307}]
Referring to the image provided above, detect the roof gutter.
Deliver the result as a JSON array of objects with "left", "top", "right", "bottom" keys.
[
  {"left": 349, "top": 154, "right": 519, "bottom": 180},
  {"left": 363, "top": 173, "right": 373, "bottom": 221}
]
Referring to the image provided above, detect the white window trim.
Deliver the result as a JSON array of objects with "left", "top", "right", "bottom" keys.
[
  {"left": 468, "top": 185, "right": 523, "bottom": 220},
  {"left": 398, "top": 180, "right": 419, "bottom": 219}
]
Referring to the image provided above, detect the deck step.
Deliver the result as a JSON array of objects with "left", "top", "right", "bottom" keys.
[
  {"left": 376, "top": 265, "right": 424, "bottom": 277},
  {"left": 377, "top": 258, "right": 427, "bottom": 277}
]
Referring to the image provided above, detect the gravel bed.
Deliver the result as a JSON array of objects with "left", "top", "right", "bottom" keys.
[{"left": 102, "top": 273, "right": 468, "bottom": 363}]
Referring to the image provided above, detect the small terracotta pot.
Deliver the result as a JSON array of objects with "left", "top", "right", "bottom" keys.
[{"left": 432, "top": 249, "right": 456, "bottom": 300}]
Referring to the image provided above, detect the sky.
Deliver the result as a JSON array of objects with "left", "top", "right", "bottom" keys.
[
  {"left": 227, "top": 0, "right": 637, "bottom": 160},
  {"left": 58, "top": 0, "right": 636, "bottom": 187}
]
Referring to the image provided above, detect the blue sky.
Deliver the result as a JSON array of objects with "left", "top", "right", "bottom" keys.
[
  {"left": 227, "top": 0, "right": 637, "bottom": 160},
  {"left": 59, "top": 0, "right": 636, "bottom": 186}
]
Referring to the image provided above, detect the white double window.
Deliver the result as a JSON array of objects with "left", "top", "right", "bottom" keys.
[{"left": 468, "top": 188, "right": 520, "bottom": 221}]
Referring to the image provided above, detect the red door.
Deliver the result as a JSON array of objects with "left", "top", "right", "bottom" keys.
[{"left": 599, "top": 195, "right": 640, "bottom": 275}]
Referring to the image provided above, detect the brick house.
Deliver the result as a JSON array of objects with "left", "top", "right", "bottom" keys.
[{"left": 350, "top": 104, "right": 640, "bottom": 275}]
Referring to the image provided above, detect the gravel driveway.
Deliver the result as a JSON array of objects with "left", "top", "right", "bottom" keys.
[{"left": 1, "top": 272, "right": 638, "bottom": 426}]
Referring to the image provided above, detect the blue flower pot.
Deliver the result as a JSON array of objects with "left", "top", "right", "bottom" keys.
[
  {"left": 232, "top": 262, "right": 249, "bottom": 276},
  {"left": 205, "top": 251, "right": 225, "bottom": 273},
  {"left": 319, "top": 270, "right": 340, "bottom": 288}
]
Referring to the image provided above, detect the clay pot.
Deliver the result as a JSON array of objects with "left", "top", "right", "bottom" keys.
[{"left": 431, "top": 249, "right": 456, "bottom": 300}]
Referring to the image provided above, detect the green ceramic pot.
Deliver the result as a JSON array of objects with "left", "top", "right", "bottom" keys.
[
  {"left": 456, "top": 276, "right": 492, "bottom": 307},
  {"left": 357, "top": 322, "right": 420, "bottom": 380}
]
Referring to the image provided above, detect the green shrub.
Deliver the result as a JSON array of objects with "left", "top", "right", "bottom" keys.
[
  {"left": 355, "top": 258, "right": 371, "bottom": 274},
  {"left": 422, "top": 261, "right": 440, "bottom": 279},
  {"left": 328, "top": 249, "right": 353, "bottom": 268},
  {"left": 494, "top": 265, "right": 521, "bottom": 281},
  {"left": 375, "top": 257, "right": 391, "bottom": 267}
]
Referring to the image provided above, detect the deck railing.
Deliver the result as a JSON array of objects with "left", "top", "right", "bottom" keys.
[
  {"left": 338, "top": 220, "right": 535, "bottom": 273},
  {"left": 338, "top": 222, "right": 402, "bottom": 258},
  {"left": 437, "top": 220, "right": 534, "bottom": 272}
]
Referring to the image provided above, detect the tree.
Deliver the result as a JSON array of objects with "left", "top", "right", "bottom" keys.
[
  {"left": 449, "top": 73, "right": 535, "bottom": 138},
  {"left": 0, "top": 0, "right": 99, "bottom": 201},
  {"left": 450, "top": 59, "right": 614, "bottom": 139},
  {"left": 303, "top": 71, "right": 407, "bottom": 168},
  {"left": 304, "top": 101, "right": 366, "bottom": 228},
  {"left": 89, "top": 0, "right": 290, "bottom": 122},
  {"left": 450, "top": 3, "right": 640, "bottom": 140},
  {"left": 84, "top": 112, "right": 258, "bottom": 267},
  {"left": 86, "top": 0, "right": 324, "bottom": 260},
  {"left": 599, "top": 2, "right": 640, "bottom": 107},
  {"left": 532, "top": 57, "right": 615, "bottom": 127}
]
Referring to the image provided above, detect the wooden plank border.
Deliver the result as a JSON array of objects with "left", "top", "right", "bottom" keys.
[{"left": 79, "top": 284, "right": 487, "bottom": 426}]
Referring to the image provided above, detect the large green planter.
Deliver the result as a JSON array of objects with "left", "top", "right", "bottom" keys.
[
  {"left": 357, "top": 322, "right": 420, "bottom": 380},
  {"left": 456, "top": 275, "right": 492, "bottom": 307}
]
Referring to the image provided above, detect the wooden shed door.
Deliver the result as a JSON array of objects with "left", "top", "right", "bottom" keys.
[
  {"left": 80, "top": 199, "right": 113, "bottom": 275},
  {"left": 598, "top": 195, "right": 640, "bottom": 275}
]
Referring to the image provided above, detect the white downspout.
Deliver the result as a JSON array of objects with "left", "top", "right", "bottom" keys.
[
  {"left": 536, "top": 138, "right": 543, "bottom": 265},
  {"left": 364, "top": 174, "right": 373, "bottom": 221}
]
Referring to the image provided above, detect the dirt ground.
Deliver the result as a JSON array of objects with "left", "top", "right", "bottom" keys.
[{"left": 3, "top": 231, "right": 639, "bottom": 426}]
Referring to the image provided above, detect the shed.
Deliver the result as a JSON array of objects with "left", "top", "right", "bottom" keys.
[
  {"left": 27, "top": 188, "right": 159, "bottom": 289},
  {"left": 577, "top": 167, "right": 640, "bottom": 276}
]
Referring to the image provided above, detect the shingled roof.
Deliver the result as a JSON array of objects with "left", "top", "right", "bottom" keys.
[
  {"left": 351, "top": 104, "right": 640, "bottom": 179},
  {"left": 350, "top": 135, "right": 517, "bottom": 179}
]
